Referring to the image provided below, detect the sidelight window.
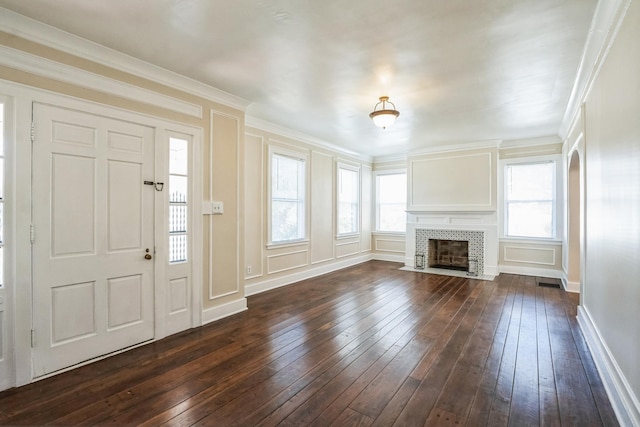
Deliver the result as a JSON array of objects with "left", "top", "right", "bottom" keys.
[{"left": 169, "top": 137, "right": 188, "bottom": 263}]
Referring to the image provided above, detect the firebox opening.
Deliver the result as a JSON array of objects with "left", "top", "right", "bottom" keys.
[{"left": 428, "top": 239, "right": 469, "bottom": 271}]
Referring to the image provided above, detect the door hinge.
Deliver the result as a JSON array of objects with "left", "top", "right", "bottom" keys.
[
  {"left": 31, "top": 329, "right": 36, "bottom": 348},
  {"left": 30, "top": 122, "right": 35, "bottom": 143},
  {"left": 30, "top": 224, "right": 35, "bottom": 244}
]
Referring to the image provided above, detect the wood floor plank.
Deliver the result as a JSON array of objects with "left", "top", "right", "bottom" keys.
[{"left": 0, "top": 261, "right": 618, "bottom": 427}]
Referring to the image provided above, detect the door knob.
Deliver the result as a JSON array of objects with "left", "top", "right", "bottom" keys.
[{"left": 144, "top": 248, "right": 152, "bottom": 260}]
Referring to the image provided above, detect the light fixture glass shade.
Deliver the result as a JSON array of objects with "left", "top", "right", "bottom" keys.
[{"left": 369, "top": 96, "right": 400, "bottom": 129}]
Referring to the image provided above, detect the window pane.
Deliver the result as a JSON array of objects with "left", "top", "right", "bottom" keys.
[
  {"left": 272, "top": 200, "right": 303, "bottom": 242},
  {"left": 169, "top": 235, "right": 187, "bottom": 263},
  {"left": 169, "top": 175, "right": 188, "bottom": 203},
  {"left": 169, "top": 205, "right": 187, "bottom": 233},
  {"left": 507, "top": 202, "right": 553, "bottom": 238},
  {"left": 273, "top": 155, "right": 302, "bottom": 200},
  {"left": 378, "top": 173, "right": 406, "bottom": 204},
  {"left": 507, "top": 162, "right": 553, "bottom": 200},
  {"left": 379, "top": 204, "right": 406, "bottom": 232},
  {"left": 169, "top": 138, "right": 188, "bottom": 175}
]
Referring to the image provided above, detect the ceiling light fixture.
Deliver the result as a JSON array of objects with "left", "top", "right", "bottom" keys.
[{"left": 369, "top": 96, "right": 400, "bottom": 129}]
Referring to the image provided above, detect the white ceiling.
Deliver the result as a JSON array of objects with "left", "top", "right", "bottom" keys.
[{"left": 0, "top": 0, "right": 598, "bottom": 158}]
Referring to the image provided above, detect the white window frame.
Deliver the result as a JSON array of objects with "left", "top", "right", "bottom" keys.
[
  {"left": 374, "top": 169, "right": 407, "bottom": 233},
  {"left": 267, "top": 146, "right": 309, "bottom": 247},
  {"left": 336, "top": 162, "right": 361, "bottom": 237},
  {"left": 500, "top": 156, "right": 561, "bottom": 241}
]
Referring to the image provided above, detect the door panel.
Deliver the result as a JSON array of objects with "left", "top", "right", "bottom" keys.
[{"left": 32, "top": 103, "right": 155, "bottom": 377}]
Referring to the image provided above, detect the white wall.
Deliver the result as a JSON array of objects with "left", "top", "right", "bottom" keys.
[{"left": 573, "top": 0, "right": 640, "bottom": 424}]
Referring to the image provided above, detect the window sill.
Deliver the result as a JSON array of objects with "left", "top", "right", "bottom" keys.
[
  {"left": 336, "top": 233, "right": 360, "bottom": 240},
  {"left": 266, "top": 239, "right": 310, "bottom": 250},
  {"left": 372, "top": 231, "right": 406, "bottom": 236},
  {"left": 500, "top": 236, "right": 562, "bottom": 244}
]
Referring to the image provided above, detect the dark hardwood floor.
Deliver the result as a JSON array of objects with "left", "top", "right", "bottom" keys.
[{"left": 0, "top": 261, "right": 618, "bottom": 426}]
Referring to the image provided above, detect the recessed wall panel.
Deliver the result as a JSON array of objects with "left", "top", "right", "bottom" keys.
[
  {"left": 107, "top": 275, "right": 143, "bottom": 329},
  {"left": 108, "top": 160, "right": 142, "bottom": 251},
  {"left": 267, "top": 250, "right": 308, "bottom": 274},
  {"left": 51, "top": 281, "right": 96, "bottom": 344},
  {"left": 51, "top": 154, "right": 96, "bottom": 257},
  {"left": 409, "top": 150, "right": 495, "bottom": 211},
  {"left": 310, "top": 151, "right": 334, "bottom": 263}
]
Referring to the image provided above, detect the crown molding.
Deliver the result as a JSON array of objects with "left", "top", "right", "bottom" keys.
[
  {"left": 498, "top": 135, "right": 562, "bottom": 149},
  {"left": 0, "top": 45, "right": 205, "bottom": 118},
  {"left": 559, "top": 0, "right": 631, "bottom": 139},
  {"left": 245, "top": 115, "right": 373, "bottom": 163},
  {"left": 406, "top": 139, "right": 501, "bottom": 158},
  {"left": 0, "top": 7, "right": 251, "bottom": 111}
]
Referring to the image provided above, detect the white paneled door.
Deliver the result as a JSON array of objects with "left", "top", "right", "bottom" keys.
[{"left": 31, "top": 103, "right": 155, "bottom": 377}]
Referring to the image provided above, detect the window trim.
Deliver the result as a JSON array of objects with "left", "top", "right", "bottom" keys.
[
  {"left": 500, "top": 156, "right": 561, "bottom": 240},
  {"left": 267, "top": 145, "right": 309, "bottom": 246},
  {"left": 374, "top": 169, "right": 407, "bottom": 233},
  {"left": 336, "top": 161, "right": 361, "bottom": 238}
]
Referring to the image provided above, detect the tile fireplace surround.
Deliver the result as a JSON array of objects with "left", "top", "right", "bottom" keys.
[{"left": 404, "top": 213, "right": 498, "bottom": 280}]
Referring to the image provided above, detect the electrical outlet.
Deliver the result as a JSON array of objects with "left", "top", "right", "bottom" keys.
[
  {"left": 246, "top": 265, "right": 252, "bottom": 275},
  {"left": 211, "top": 201, "right": 224, "bottom": 215}
]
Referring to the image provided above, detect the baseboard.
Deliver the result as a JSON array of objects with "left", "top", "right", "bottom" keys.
[
  {"left": 245, "top": 254, "right": 372, "bottom": 296},
  {"left": 578, "top": 306, "right": 639, "bottom": 427},
  {"left": 371, "top": 253, "right": 405, "bottom": 263},
  {"left": 498, "top": 265, "right": 565, "bottom": 282},
  {"left": 565, "top": 279, "right": 580, "bottom": 293},
  {"left": 202, "top": 298, "right": 248, "bottom": 325}
]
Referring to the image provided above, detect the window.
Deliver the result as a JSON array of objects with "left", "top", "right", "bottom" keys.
[
  {"left": 337, "top": 164, "right": 359, "bottom": 235},
  {"left": 376, "top": 171, "right": 407, "bottom": 232},
  {"left": 504, "top": 161, "right": 555, "bottom": 238},
  {"left": 270, "top": 152, "right": 306, "bottom": 244},
  {"left": 169, "top": 137, "right": 189, "bottom": 263}
]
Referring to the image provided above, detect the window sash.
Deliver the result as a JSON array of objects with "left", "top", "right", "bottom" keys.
[
  {"left": 337, "top": 165, "right": 359, "bottom": 235},
  {"left": 375, "top": 172, "right": 407, "bottom": 232},
  {"left": 504, "top": 161, "right": 555, "bottom": 239},
  {"left": 270, "top": 152, "right": 306, "bottom": 244}
]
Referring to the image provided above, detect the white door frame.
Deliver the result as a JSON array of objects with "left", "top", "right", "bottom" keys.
[{"left": 0, "top": 80, "right": 203, "bottom": 388}]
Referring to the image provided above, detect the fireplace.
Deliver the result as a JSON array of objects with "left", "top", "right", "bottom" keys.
[
  {"left": 415, "top": 228, "right": 485, "bottom": 276},
  {"left": 428, "top": 239, "right": 469, "bottom": 271}
]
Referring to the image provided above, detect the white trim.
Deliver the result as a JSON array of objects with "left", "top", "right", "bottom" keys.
[
  {"left": 246, "top": 254, "right": 372, "bottom": 296},
  {"left": 0, "top": 7, "right": 250, "bottom": 111},
  {"left": 202, "top": 298, "right": 248, "bottom": 325},
  {"left": 498, "top": 264, "right": 564, "bottom": 281},
  {"left": 0, "top": 45, "right": 204, "bottom": 119},
  {"left": 578, "top": 306, "right": 638, "bottom": 427},
  {"left": 559, "top": 0, "right": 631, "bottom": 139},
  {"left": 371, "top": 253, "right": 405, "bottom": 263}
]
